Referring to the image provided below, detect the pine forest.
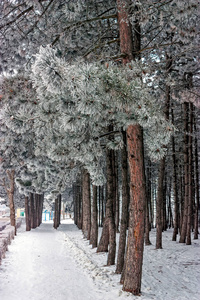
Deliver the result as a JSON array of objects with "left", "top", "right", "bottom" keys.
[{"left": 0, "top": 0, "right": 199, "bottom": 298}]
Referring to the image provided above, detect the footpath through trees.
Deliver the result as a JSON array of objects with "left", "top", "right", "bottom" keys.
[{"left": 0, "top": 219, "right": 200, "bottom": 300}]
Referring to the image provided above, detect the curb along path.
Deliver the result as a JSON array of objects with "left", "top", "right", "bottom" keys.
[{"left": 0, "top": 218, "right": 22, "bottom": 264}]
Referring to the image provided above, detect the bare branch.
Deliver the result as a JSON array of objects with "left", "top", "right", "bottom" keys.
[
  {"left": 0, "top": 6, "right": 34, "bottom": 30},
  {"left": 94, "top": 130, "right": 120, "bottom": 140},
  {"left": 51, "top": 14, "right": 117, "bottom": 46},
  {"left": 26, "top": 0, "right": 55, "bottom": 36}
]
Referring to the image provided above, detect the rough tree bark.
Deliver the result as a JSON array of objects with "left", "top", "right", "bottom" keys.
[
  {"left": 4, "top": 170, "right": 16, "bottom": 235},
  {"left": 106, "top": 148, "right": 116, "bottom": 265},
  {"left": 186, "top": 103, "right": 193, "bottom": 245},
  {"left": 115, "top": 151, "right": 120, "bottom": 233},
  {"left": 30, "top": 192, "right": 35, "bottom": 229},
  {"left": 90, "top": 185, "right": 98, "bottom": 248},
  {"left": 194, "top": 108, "right": 199, "bottom": 239},
  {"left": 101, "top": 185, "right": 105, "bottom": 226},
  {"left": 82, "top": 169, "right": 91, "bottom": 240},
  {"left": 39, "top": 194, "right": 44, "bottom": 226},
  {"left": 78, "top": 184, "right": 82, "bottom": 229},
  {"left": 171, "top": 106, "right": 180, "bottom": 241},
  {"left": 98, "top": 186, "right": 101, "bottom": 227},
  {"left": 97, "top": 145, "right": 117, "bottom": 265},
  {"left": 35, "top": 194, "right": 39, "bottom": 227},
  {"left": 180, "top": 102, "right": 189, "bottom": 243},
  {"left": 25, "top": 196, "right": 31, "bottom": 231},
  {"left": 122, "top": 124, "right": 146, "bottom": 294},
  {"left": 156, "top": 158, "right": 165, "bottom": 249},
  {"left": 53, "top": 197, "right": 59, "bottom": 229},
  {"left": 97, "top": 127, "right": 117, "bottom": 255},
  {"left": 116, "top": 130, "right": 129, "bottom": 274},
  {"left": 97, "top": 217, "right": 109, "bottom": 252},
  {"left": 156, "top": 54, "right": 171, "bottom": 249},
  {"left": 117, "top": 0, "right": 146, "bottom": 294},
  {"left": 58, "top": 194, "right": 62, "bottom": 226},
  {"left": 73, "top": 184, "right": 78, "bottom": 225},
  {"left": 111, "top": 149, "right": 117, "bottom": 226},
  {"left": 145, "top": 161, "right": 152, "bottom": 245}
]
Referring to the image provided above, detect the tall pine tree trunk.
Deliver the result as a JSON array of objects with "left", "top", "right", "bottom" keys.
[
  {"left": 33, "top": 193, "right": 37, "bottom": 229},
  {"left": 30, "top": 193, "right": 35, "bottom": 229},
  {"left": 101, "top": 186, "right": 105, "bottom": 226},
  {"left": 82, "top": 169, "right": 91, "bottom": 240},
  {"left": 116, "top": 130, "right": 129, "bottom": 274},
  {"left": 180, "top": 103, "right": 189, "bottom": 243},
  {"left": 172, "top": 106, "right": 180, "bottom": 241},
  {"left": 96, "top": 185, "right": 108, "bottom": 253},
  {"left": 112, "top": 149, "right": 117, "bottom": 226},
  {"left": 25, "top": 196, "right": 31, "bottom": 231},
  {"left": 156, "top": 158, "right": 165, "bottom": 249},
  {"left": 98, "top": 186, "right": 101, "bottom": 226},
  {"left": 5, "top": 170, "right": 16, "bottom": 235},
  {"left": 73, "top": 184, "right": 78, "bottom": 225},
  {"left": 156, "top": 54, "right": 171, "bottom": 249},
  {"left": 117, "top": 0, "right": 146, "bottom": 294},
  {"left": 106, "top": 148, "right": 116, "bottom": 266},
  {"left": 78, "top": 184, "right": 82, "bottom": 229},
  {"left": 194, "top": 108, "right": 199, "bottom": 239},
  {"left": 186, "top": 103, "right": 193, "bottom": 245},
  {"left": 90, "top": 185, "right": 98, "bottom": 248},
  {"left": 58, "top": 194, "right": 61, "bottom": 226},
  {"left": 115, "top": 151, "right": 120, "bottom": 233},
  {"left": 35, "top": 194, "right": 39, "bottom": 227},
  {"left": 97, "top": 217, "right": 109, "bottom": 252},
  {"left": 39, "top": 194, "right": 44, "bottom": 226},
  {"left": 53, "top": 195, "right": 61, "bottom": 230},
  {"left": 145, "top": 161, "right": 152, "bottom": 245},
  {"left": 54, "top": 197, "right": 59, "bottom": 229},
  {"left": 122, "top": 124, "right": 146, "bottom": 294}
]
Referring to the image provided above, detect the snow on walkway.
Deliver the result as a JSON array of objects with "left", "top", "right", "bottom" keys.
[
  {"left": 0, "top": 220, "right": 111, "bottom": 300},
  {"left": 0, "top": 218, "right": 200, "bottom": 300},
  {"left": 59, "top": 221, "right": 200, "bottom": 300}
]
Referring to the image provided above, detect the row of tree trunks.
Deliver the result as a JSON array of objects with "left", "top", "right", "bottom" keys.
[
  {"left": 71, "top": 104, "right": 198, "bottom": 297},
  {"left": 71, "top": 101, "right": 199, "bottom": 295},
  {"left": 72, "top": 177, "right": 105, "bottom": 246},
  {"left": 25, "top": 193, "right": 44, "bottom": 231}
]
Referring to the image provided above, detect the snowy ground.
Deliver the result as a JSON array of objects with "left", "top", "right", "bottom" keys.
[{"left": 0, "top": 219, "right": 199, "bottom": 300}]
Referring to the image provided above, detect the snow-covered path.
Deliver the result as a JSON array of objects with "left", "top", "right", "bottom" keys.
[
  {"left": 0, "top": 221, "right": 107, "bottom": 300},
  {"left": 0, "top": 219, "right": 200, "bottom": 300}
]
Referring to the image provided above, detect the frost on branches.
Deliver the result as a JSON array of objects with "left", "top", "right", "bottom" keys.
[{"left": 31, "top": 45, "right": 174, "bottom": 168}]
